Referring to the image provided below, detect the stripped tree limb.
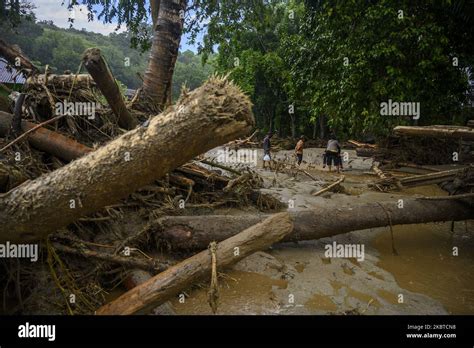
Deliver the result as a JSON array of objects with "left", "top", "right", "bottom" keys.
[
  {"left": 0, "top": 77, "right": 254, "bottom": 243},
  {"left": 96, "top": 212, "right": 293, "bottom": 315},
  {"left": 52, "top": 243, "right": 170, "bottom": 273}
]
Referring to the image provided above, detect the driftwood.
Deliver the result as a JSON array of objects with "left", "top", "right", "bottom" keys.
[
  {"left": 199, "top": 159, "right": 242, "bottom": 175},
  {"left": 0, "top": 111, "right": 93, "bottom": 161},
  {"left": 397, "top": 167, "right": 470, "bottom": 187},
  {"left": 96, "top": 212, "right": 293, "bottom": 314},
  {"left": 82, "top": 48, "right": 137, "bottom": 130},
  {"left": 226, "top": 130, "right": 259, "bottom": 149},
  {"left": 312, "top": 176, "right": 345, "bottom": 196},
  {"left": 0, "top": 77, "right": 254, "bottom": 243},
  {"left": 348, "top": 140, "right": 377, "bottom": 148},
  {"left": 151, "top": 197, "right": 474, "bottom": 250},
  {"left": 52, "top": 243, "right": 169, "bottom": 273},
  {"left": 394, "top": 125, "right": 474, "bottom": 140},
  {"left": 381, "top": 160, "right": 441, "bottom": 173},
  {"left": 26, "top": 74, "right": 95, "bottom": 90}
]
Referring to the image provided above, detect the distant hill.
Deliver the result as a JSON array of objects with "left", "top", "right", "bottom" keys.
[{"left": 0, "top": 18, "right": 214, "bottom": 99}]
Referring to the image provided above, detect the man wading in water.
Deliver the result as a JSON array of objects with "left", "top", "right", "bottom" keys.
[{"left": 262, "top": 132, "right": 273, "bottom": 170}]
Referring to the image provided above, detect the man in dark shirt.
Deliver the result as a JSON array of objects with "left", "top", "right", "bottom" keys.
[{"left": 262, "top": 132, "right": 273, "bottom": 170}]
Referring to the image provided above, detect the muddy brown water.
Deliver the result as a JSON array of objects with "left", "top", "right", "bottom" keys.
[
  {"left": 169, "top": 150, "right": 473, "bottom": 315},
  {"left": 373, "top": 223, "right": 474, "bottom": 314}
]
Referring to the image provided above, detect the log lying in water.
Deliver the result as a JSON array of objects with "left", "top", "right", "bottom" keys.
[
  {"left": 82, "top": 48, "right": 137, "bottom": 130},
  {"left": 151, "top": 197, "right": 474, "bottom": 250},
  {"left": 0, "top": 77, "right": 254, "bottom": 243},
  {"left": 0, "top": 111, "right": 93, "bottom": 161},
  {"left": 96, "top": 212, "right": 293, "bottom": 315},
  {"left": 394, "top": 125, "right": 474, "bottom": 140}
]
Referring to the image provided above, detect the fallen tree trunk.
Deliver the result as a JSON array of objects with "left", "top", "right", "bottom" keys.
[
  {"left": 151, "top": 197, "right": 474, "bottom": 250},
  {"left": 394, "top": 125, "right": 474, "bottom": 140},
  {"left": 312, "top": 175, "right": 345, "bottom": 196},
  {"left": 52, "top": 243, "right": 169, "bottom": 273},
  {"left": 26, "top": 74, "right": 95, "bottom": 90},
  {"left": 96, "top": 212, "right": 293, "bottom": 314},
  {"left": 82, "top": 48, "right": 137, "bottom": 130},
  {"left": 0, "top": 77, "right": 254, "bottom": 243},
  {"left": 0, "top": 111, "right": 93, "bottom": 161},
  {"left": 398, "top": 167, "right": 470, "bottom": 187}
]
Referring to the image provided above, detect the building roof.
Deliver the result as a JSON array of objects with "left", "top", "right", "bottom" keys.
[{"left": 0, "top": 58, "right": 26, "bottom": 84}]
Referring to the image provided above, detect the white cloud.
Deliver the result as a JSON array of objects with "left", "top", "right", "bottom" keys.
[{"left": 33, "top": 0, "right": 125, "bottom": 35}]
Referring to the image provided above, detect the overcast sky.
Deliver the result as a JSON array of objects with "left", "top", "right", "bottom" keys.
[{"left": 32, "top": 0, "right": 199, "bottom": 51}]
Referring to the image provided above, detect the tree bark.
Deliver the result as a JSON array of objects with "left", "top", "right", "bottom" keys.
[
  {"left": 26, "top": 74, "right": 95, "bottom": 90},
  {"left": 0, "top": 111, "right": 93, "bottom": 161},
  {"left": 394, "top": 125, "right": 474, "bottom": 140},
  {"left": 151, "top": 197, "right": 474, "bottom": 250},
  {"left": 96, "top": 212, "right": 293, "bottom": 315},
  {"left": 0, "top": 77, "right": 254, "bottom": 243},
  {"left": 138, "top": 0, "right": 186, "bottom": 112},
  {"left": 82, "top": 48, "right": 137, "bottom": 130}
]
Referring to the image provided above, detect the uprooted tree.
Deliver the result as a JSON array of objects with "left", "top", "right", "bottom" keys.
[{"left": 0, "top": 77, "right": 255, "bottom": 242}]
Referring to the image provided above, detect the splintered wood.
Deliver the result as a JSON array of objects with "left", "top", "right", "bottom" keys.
[{"left": 0, "top": 77, "right": 255, "bottom": 242}]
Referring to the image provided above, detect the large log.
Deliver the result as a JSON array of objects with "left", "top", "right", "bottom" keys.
[
  {"left": 0, "top": 111, "right": 93, "bottom": 161},
  {"left": 82, "top": 48, "right": 137, "bottom": 130},
  {"left": 152, "top": 197, "right": 474, "bottom": 250},
  {"left": 0, "top": 77, "right": 254, "bottom": 243},
  {"left": 394, "top": 125, "right": 474, "bottom": 140},
  {"left": 26, "top": 74, "right": 95, "bottom": 90},
  {"left": 96, "top": 212, "right": 293, "bottom": 315},
  {"left": 398, "top": 167, "right": 471, "bottom": 187}
]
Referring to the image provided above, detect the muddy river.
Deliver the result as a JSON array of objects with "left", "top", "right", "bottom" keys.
[{"left": 167, "top": 148, "right": 473, "bottom": 315}]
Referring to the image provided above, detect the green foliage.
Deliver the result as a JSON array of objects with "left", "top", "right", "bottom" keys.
[
  {"left": 0, "top": 0, "right": 35, "bottom": 28},
  {"left": 282, "top": 0, "right": 474, "bottom": 138}
]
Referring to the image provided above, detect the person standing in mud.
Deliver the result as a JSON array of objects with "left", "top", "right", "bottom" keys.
[
  {"left": 324, "top": 134, "right": 341, "bottom": 173},
  {"left": 295, "top": 135, "right": 305, "bottom": 166},
  {"left": 262, "top": 131, "right": 273, "bottom": 170}
]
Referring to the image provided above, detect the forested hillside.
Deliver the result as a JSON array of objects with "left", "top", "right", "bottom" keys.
[{"left": 0, "top": 17, "right": 213, "bottom": 99}]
